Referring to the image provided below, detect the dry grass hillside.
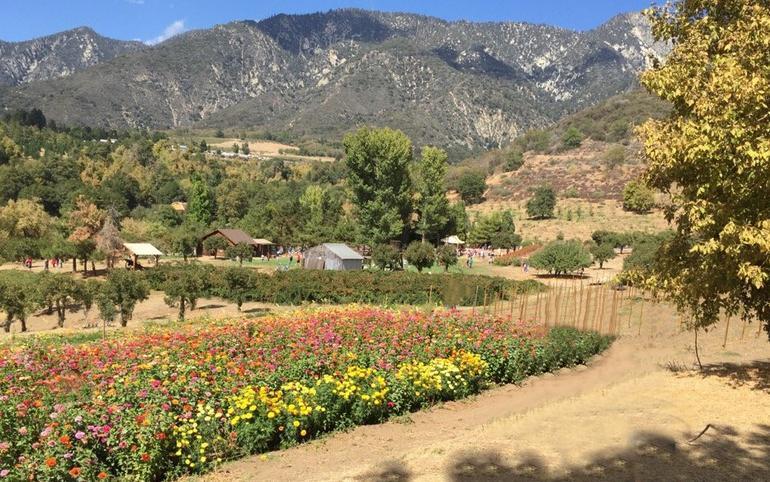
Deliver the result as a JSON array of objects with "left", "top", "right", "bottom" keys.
[{"left": 485, "top": 139, "right": 644, "bottom": 201}]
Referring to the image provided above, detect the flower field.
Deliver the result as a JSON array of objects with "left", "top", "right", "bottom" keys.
[{"left": 0, "top": 307, "right": 611, "bottom": 480}]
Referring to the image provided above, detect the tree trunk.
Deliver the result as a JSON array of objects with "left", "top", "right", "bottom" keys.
[
  {"left": 3, "top": 315, "right": 11, "bottom": 333},
  {"left": 57, "top": 303, "right": 65, "bottom": 328},
  {"left": 19, "top": 317, "right": 27, "bottom": 333},
  {"left": 72, "top": 258, "right": 77, "bottom": 272},
  {"left": 120, "top": 311, "right": 128, "bottom": 328},
  {"left": 178, "top": 298, "right": 186, "bottom": 321}
]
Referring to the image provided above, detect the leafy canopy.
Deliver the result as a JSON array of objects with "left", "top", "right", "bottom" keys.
[{"left": 638, "top": 0, "right": 770, "bottom": 337}]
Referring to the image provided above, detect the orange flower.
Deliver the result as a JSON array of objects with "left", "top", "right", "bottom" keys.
[
  {"left": 33, "top": 400, "right": 43, "bottom": 408},
  {"left": 69, "top": 467, "right": 81, "bottom": 477},
  {"left": 140, "top": 453, "right": 150, "bottom": 462},
  {"left": 44, "top": 457, "right": 57, "bottom": 468},
  {"left": 59, "top": 435, "right": 71, "bottom": 445},
  {"left": 97, "top": 472, "right": 108, "bottom": 479}
]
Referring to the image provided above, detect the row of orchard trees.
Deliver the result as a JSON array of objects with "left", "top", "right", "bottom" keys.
[{"left": 0, "top": 264, "right": 265, "bottom": 332}]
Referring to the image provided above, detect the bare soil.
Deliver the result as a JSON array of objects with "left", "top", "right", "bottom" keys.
[{"left": 199, "top": 303, "right": 769, "bottom": 482}]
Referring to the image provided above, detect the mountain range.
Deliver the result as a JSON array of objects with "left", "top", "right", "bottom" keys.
[{"left": 0, "top": 9, "right": 668, "bottom": 152}]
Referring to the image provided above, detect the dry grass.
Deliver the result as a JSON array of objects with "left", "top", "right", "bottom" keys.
[
  {"left": 470, "top": 198, "right": 670, "bottom": 242},
  {"left": 207, "top": 138, "right": 334, "bottom": 162}
]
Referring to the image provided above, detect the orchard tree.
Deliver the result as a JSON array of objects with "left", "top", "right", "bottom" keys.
[
  {"left": 165, "top": 223, "right": 202, "bottom": 262},
  {"left": 372, "top": 244, "right": 402, "bottom": 271},
  {"left": 226, "top": 242, "right": 254, "bottom": 266},
  {"left": 38, "top": 273, "right": 81, "bottom": 328},
  {"left": 415, "top": 146, "right": 450, "bottom": 242},
  {"left": 638, "top": 1, "right": 770, "bottom": 338},
  {"left": 102, "top": 269, "right": 149, "bottom": 327},
  {"left": 436, "top": 245, "right": 459, "bottom": 272},
  {"left": 219, "top": 266, "right": 258, "bottom": 311},
  {"left": 529, "top": 240, "right": 591, "bottom": 276},
  {"left": 590, "top": 243, "right": 616, "bottom": 269},
  {"left": 404, "top": 241, "right": 435, "bottom": 272},
  {"left": 344, "top": 127, "right": 414, "bottom": 244},
  {"left": 0, "top": 274, "right": 38, "bottom": 332},
  {"left": 526, "top": 186, "right": 556, "bottom": 219},
  {"left": 162, "top": 263, "right": 209, "bottom": 321}
]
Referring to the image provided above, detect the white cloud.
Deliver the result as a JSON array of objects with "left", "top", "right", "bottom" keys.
[{"left": 146, "top": 19, "right": 186, "bottom": 45}]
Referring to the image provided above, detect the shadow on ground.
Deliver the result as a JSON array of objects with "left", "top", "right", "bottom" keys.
[
  {"left": 698, "top": 360, "right": 770, "bottom": 393},
  {"left": 362, "top": 425, "right": 770, "bottom": 481}
]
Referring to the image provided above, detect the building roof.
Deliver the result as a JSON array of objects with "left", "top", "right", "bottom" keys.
[
  {"left": 323, "top": 243, "right": 364, "bottom": 260},
  {"left": 253, "top": 238, "right": 274, "bottom": 245},
  {"left": 203, "top": 229, "right": 256, "bottom": 245},
  {"left": 123, "top": 243, "right": 164, "bottom": 256}
]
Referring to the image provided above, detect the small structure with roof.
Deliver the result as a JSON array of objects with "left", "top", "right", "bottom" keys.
[
  {"left": 123, "top": 243, "right": 164, "bottom": 270},
  {"left": 252, "top": 238, "right": 275, "bottom": 258},
  {"left": 302, "top": 243, "right": 364, "bottom": 271},
  {"left": 197, "top": 229, "right": 257, "bottom": 257}
]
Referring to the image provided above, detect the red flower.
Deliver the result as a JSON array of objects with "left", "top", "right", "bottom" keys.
[
  {"left": 59, "top": 435, "right": 71, "bottom": 445},
  {"left": 140, "top": 453, "right": 151, "bottom": 462},
  {"left": 154, "top": 432, "right": 166, "bottom": 440},
  {"left": 97, "top": 472, "right": 108, "bottom": 479},
  {"left": 69, "top": 467, "right": 81, "bottom": 477},
  {"left": 44, "top": 457, "right": 57, "bottom": 468}
]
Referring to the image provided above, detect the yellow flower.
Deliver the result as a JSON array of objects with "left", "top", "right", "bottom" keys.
[
  {"left": 300, "top": 429, "right": 307, "bottom": 436},
  {"left": 292, "top": 420, "right": 300, "bottom": 428}
]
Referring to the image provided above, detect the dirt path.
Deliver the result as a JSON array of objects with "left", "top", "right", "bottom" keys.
[{"left": 201, "top": 304, "right": 769, "bottom": 481}]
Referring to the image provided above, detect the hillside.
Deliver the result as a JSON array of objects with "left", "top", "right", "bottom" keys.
[
  {"left": 0, "top": 27, "right": 144, "bottom": 86},
  {"left": 0, "top": 10, "right": 668, "bottom": 155},
  {"left": 451, "top": 90, "right": 670, "bottom": 201}
]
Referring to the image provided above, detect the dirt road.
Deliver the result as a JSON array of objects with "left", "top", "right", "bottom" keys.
[{"left": 201, "top": 303, "right": 769, "bottom": 481}]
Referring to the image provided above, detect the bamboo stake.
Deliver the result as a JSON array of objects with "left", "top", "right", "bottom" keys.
[
  {"left": 741, "top": 317, "right": 748, "bottom": 340},
  {"left": 509, "top": 287, "right": 516, "bottom": 320},
  {"left": 637, "top": 291, "right": 646, "bottom": 336},
  {"left": 521, "top": 291, "right": 529, "bottom": 321},
  {"left": 553, "top": 282, "right": 561, "bottom": 326},
  {"left": 482, "top": 289, "right": 488, "bottom": 316},
  {"left": 597, "top": 284, "right": 607, "bottom": 334},
  {"left": 627, "top": 288, "right": 635, "bottom": 328},
  {"left": 757, "top": 316, "right": 763, "bottom": 338},
  {"left": 582, "top": 287, "right": 592, "bottom": 331},
  {"left": 518, "top": 290, "right": 526, "bottom": 320},
  {"left": 472, "top": 286, "right": 479, "bottom": 315},
  {"left": 544, "top": 287, "right": 551, "bottom": 326},
  {"left": 572, "top": 282, "right": 580, "bottom": 329},
  {"left": 534, "top": 290, "right": 542, "bottom": 322}
]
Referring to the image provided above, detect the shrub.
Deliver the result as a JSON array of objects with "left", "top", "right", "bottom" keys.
[
  {"left": 226, "top": 242, "right": 254, "bottom": 266},
  {"left": 561, "top": 126, "right": 584, "bottom": 149},
  {"left": 503, "top": 148, "right": 524, "bottom": 172},
  {"left": 404, "top": 242, "right": 435, "bottom": 272},
  {"left": 622, "top": 180, "right": 656, "bottom": 213},
  {"left": 526, "top": 186, "right": 556, "bottom": 219},
  {"left": 203, "top": 236, "right": 229, "bottom": 258},
  {"left": 529, "top": 240, "right": 592, "bottom": 276},
  {"left": 102, "top": 269, "right": 149, "bottom": 326}
]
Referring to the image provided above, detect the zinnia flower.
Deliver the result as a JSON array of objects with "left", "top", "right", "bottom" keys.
[
  {"left": 44, "top": 457, "right": 57, "bottom": 468},
  {"left": 69, "top": 467, "right": 81, "bottom": 477}
]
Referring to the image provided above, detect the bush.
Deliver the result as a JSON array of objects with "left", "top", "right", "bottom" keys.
[
  {"left": 203, "top": 236, "right": 229, "bottom": 258},
  {"left": 526, "top": 186, "right": 556, "bottom": 219},
  {"left": 529, "top": 240, "right": 592, "bottom": 276},
  {"left": 622, "top": 180, "right": 656, "bottom": 213},
  {"left": 561, "top": 126, "right": 584, "bottom": 149},
  {"left": 503, "top": 148, "right": 524, "bottom": 172},
  {"left": 226, "top": 242, "right": 254, "bottom": 266},
  {"left": 403, "top": 242, "right": 435, "bottom": 272}
]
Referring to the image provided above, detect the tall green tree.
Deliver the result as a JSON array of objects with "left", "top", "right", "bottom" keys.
[
  {"left": 638, "top": 1, "right": 770, "bottom": 338},
  {"left": 344, "top": 127, "right": 414, "bottom": 244},
  {"left": 415, "top": 146, "right": 450, "bottom": 242},
  {"left": 404, "top": 241, "right": 435, "bottom": 272},
  {"left": 187, "top": 177, "right": 214, "bottom": 226}
]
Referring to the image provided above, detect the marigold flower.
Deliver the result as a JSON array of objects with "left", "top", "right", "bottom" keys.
[
  {"left": 97, "top": 472, "right": 108, "bottom": 479},
  {"left": 69, "top": 467, "right": 81, "bottom": 477},
  {"left": 44, "top": 457, "right": 57, "bottom": 468}
]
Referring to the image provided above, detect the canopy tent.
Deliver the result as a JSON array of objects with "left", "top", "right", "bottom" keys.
[
  {"left": 441, "top": 235, "right": 466, "bottom": 245},
  {"left": 303, "top": 243, "right": 364, "bottom": 271},
  {"left": 123, "top": 243, "right": 164, "bottom": 270}
]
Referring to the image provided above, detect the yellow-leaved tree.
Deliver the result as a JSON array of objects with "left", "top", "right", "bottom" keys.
[{"left": 638, "top": 0, "right": 770, "bottom": 339}]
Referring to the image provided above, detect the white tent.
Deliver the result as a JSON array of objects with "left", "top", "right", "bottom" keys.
[{"left": 441, "top": 235, "right": 466, "bottom": 245}]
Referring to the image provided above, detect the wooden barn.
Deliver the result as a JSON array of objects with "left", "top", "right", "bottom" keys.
[
  {"left": 302, "top": 243, "right": 364, "bottom": 271},
  {"left": 197, "top": 229, "right": 256, "bottom": 257}
]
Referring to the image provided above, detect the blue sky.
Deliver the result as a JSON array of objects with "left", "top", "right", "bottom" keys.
[{"left": 2, "top": 0, "right": 655, "bottom": 43}]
